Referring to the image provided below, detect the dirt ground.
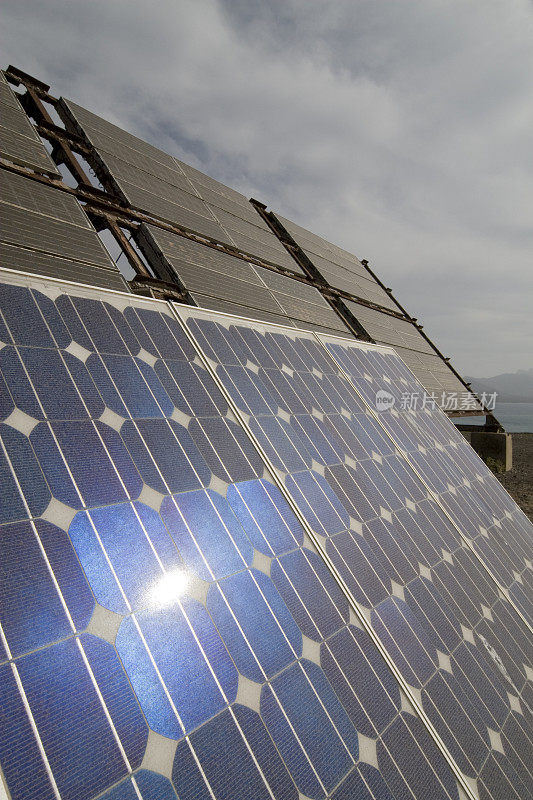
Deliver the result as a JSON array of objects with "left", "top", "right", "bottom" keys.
[{"left": 497, "top": 433, "right": 533, "bottom": 522}]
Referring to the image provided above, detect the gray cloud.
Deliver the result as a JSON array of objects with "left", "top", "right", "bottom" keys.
[{"left": 3, "top": 0, "right": 532, "bottom": 375}]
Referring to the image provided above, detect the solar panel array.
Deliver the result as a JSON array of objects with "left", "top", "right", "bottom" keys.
[
  {"left": 60, "top": 100, "right": 299, "bottom": 272},
  {"left": 0, "top": 169, "right": 127, "bottom": 291},
  {"left": 138, "top": 223, "right": 349, "bottom": 333},
  {"left": 176, "top": 305, "right": 533, "bottom": 800},
  {"left": 1, "top": 264, "right": 530, "bottom": 800},
  {"left": 271, "top": 213, "right": 476, "bottom": 404},
  {"left": 0, "top": 72, "right": 59, "bottom": 177},
  {"left": 0, "top": 66, "right": 482, "bottom": 410},
  {"left": 58, "top": 99, "right": 351, "bottom": 333},
  {"left": 0, "top": 268, "right": 474, "bottom": 800}
]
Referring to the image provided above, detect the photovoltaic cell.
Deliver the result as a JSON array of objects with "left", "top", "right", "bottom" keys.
[
  {"left": 1, "top": 268, "right": 466, "bottom": 800},
  {"left": 177, "top": 306, "right": 533, "bottom": 800}
]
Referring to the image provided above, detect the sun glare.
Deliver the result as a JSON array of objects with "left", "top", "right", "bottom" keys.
[{"left": 148, "top": 569, "right": 189, "bottom": 608}]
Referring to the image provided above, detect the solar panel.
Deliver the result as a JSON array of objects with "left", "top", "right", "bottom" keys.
[
  {"left": 1, "top": 267, "right": 471, "bottom": 800},
  {"left": 61, "top": 100, "right": 305, "bottom": 274},
  {"left": 0, "top": 71, "right": 59, "bottom": 176},
  {"left": 319, "top": 334, "right": 533, "bottom": 624},
  {"left": 139, "top": 222, "right": 348, "bottom": 333},
  {"left": 270, "top": 212, "right": 478, "bottom": 408},
  {"left": 176, "top": 305, "right": 533, "bottom": 800},
  {"left": 0, "top": 170, "right": 127, "bottom": 290}
]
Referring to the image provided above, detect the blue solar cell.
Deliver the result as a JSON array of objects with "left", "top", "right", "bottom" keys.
[
  {"left": 0, "top": 346, "right": 43, "bottom": 419},
  {"left": 363, "top": 517, "right": 418, "bottom": 586},
  {"left": 136, "top": 770, "right": 179, "bottom": 800},
  {"left": 291, "top": 414, "right": 345, "bottom": 466},
  {"left": 80, "top": 633, "right": 148, "bottom": 768},
  {"left": 55, "top": 295, "right": 95, "bottom": 350},
  {"left": 502, "top": 714, "right": 533, "bottom": 797},
  {"left": 271, "top": 548, "right": 349, "bottom": 641},
  {"left": 0, "top": 519, "right": 93, "bottom": 657},
  {"left": 285, "top": 470, "right": 349, "bottom": 536},
  {"left": 451, "top": 641, "right": 511, "bottom": 728},
  {"left": 261, "top": 659, "right": 358, "bottom": 798},
  {"left": 69, "top": 297, "right": 132, "bottom": 355},
  {"left": 188, "top": 416, "right": 263, "bottom": 482},
  {"left": 326, "top": 530, "right": 390, "bottom": 608},
  {"left": 207, "top": 568, "right": 302, "bottom": 681},
  {"left": 88, "top": 353, "right": 173, "bottom": 418},
  {"left": 0, "top": 438, "right": 34, "bottom": 523},
  {"left": 377, "top": 714, "right": 460, "bottom": 800},
  {"left": 332, "top": 763, "right": 396, "bottom": 800},
  {"left": 0, "top": 424, "right": 51, "bottom": 520},
  {"left": 189, "top": 318, "right": 242, "bottom": 365},
  {"left": 0, "top": 284, "right": 56, "bottom": 348},
  {"left": 259, "top": 367, "right": 314, "bottom": 414},
  {"left": 15, "top": 638, "right": 135, "bottom": 800},
  {"left": 371, "top": 597, "right": 438, "bottom": 687},
  {"left": 0, "top": 369, "right": 14, "bottom": 421},
  {"left": 156, "top": 358, "right": 228, "bottom": 416},
  {"left": 69, "top": 501, "right": 182, "bottom": 613},
  {"left": 405, "top": 578, "right": 462, "bottom": 653},
  {"left": 217, "top": 364, "right": 279, "bottom": 415},
  {"left": 236, "top": 326, "right": 280, "bottom": 369},
  {"left": 116, "top": 598, "right": 238, "bottom": 738},
  {"left": 325, "top": 463, "right": 379, "bottom": 523},
  {"left": 249, "top": 415, "right": 312, "bottom": 472},
  {"left": 121, "top": 417, "right": 209, "bottom": 493},
  {"left": 124, "top": 306, "right": 195, "bottom": 361},
  {"left": 173, "top": 704, "right": 298, "bottom": 800},
  {"left": 323, "top": 414, "right": 373, "bottom": 460},
  {"left": 226, "top": 478, "right": 304, "bottom": 555},
  {"left": 97, "top": 779, "right": 138, "bottom": 800},
  {"left": 32, "top": 418, "right": 142, "bottom": 506},
  {"left": 422, "top": 671, "right": 491, "bottom": 775},
  {"left": 478, "top": 751, "right": 530, "bottom": 800},
  {"left": 321, "top": 625, "right": 400, "bottom": 737},
  {"left": 161, "top": 488, "right": 253, "bottom": 580},
  {"left": 0, "top": 663, "right": 55, "bottom": 800},
  {"left": 19, "top": 346, "right": 95, "bottom": 420}
]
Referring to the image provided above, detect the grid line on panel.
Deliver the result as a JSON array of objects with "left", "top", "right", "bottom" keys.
[
  {"left": 315, "top": 332, "right": 533, "bottom": 640},
  {"left": 169, "top": 302, "right": 480, "bottom": 800}
]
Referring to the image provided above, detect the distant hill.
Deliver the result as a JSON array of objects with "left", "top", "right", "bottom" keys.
[{"left": 466, "top": 368, "right": 533, "bottom": 403}]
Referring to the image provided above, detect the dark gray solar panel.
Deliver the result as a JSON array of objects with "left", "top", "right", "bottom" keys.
[
  {"left": 0, "top": 73, "right": 59, "bottom": 176},
  {"left": 0, "top": 171, "right": 126, "bottom": 290},
  {"left": 140, "top": 223, "right": 348, "bottom": 332},
  {"left": 0, "top": 242, "right": 127, "bottom": 291},
  {"left": 1, "top": 168, "right": 92, "bottom": 227},
  {"left": 62, "top": 98, "right": 179, "bottom": 171},
  {"left": 62, "top": 100, "right": 307, "bottom": 275}
]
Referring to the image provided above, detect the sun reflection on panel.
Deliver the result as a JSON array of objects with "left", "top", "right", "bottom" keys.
[{"left": 148, "top": 569, "right": 190, "bottom": 609}]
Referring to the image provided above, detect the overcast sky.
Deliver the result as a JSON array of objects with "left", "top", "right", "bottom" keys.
[{"left": 3, "top": 0, "right": 532, "bottom": 376}]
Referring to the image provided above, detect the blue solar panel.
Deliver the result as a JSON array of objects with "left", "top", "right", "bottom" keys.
[
  {"left": 177, "top": 307, "right": 533, "bottom": 800},
  {"left": 0, "top": 272, "right": 468, "bottom": 800}
]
